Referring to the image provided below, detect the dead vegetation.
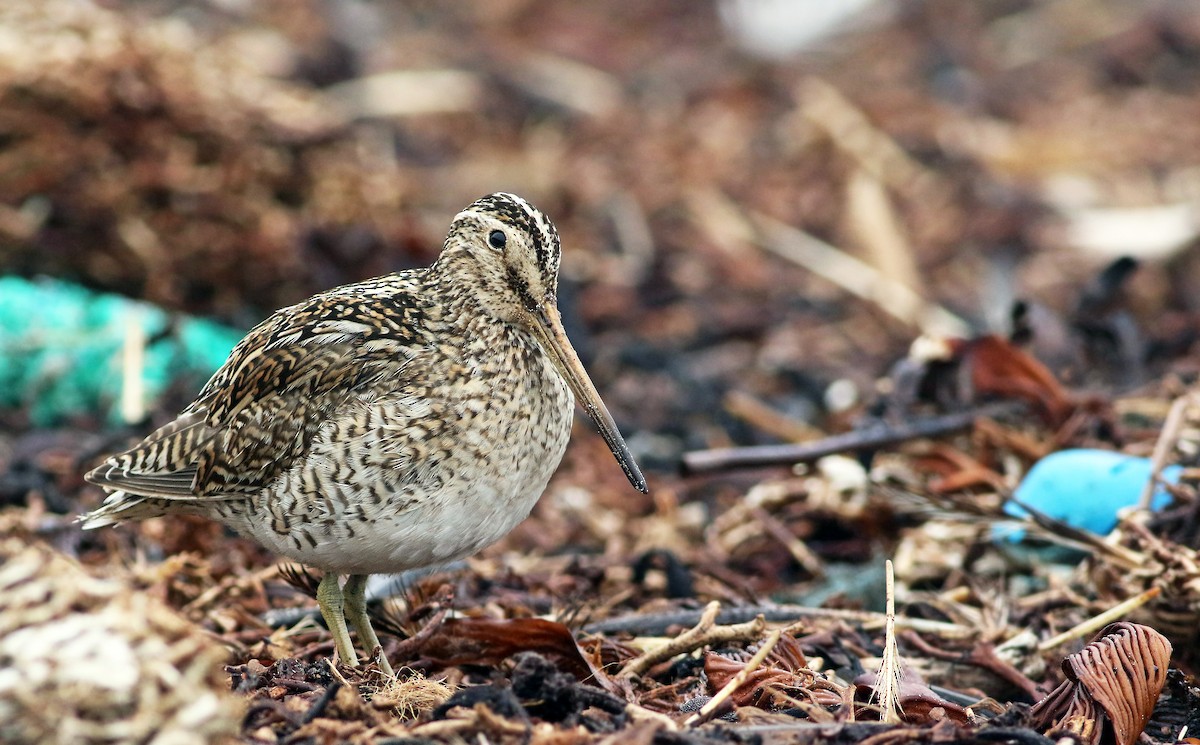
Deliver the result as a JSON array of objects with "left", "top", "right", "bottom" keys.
[{"left": 2, "top": 0, "right": 1200, "bottom": 743}]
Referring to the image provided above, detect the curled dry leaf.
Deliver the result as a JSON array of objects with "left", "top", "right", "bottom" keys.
[
  {"left": 419, "top": 617, "right": 598, "bottom": 681},
  {"left": 899, "top": 335, "right": 1074, "bottom": 426},
  {"left": 852, "top": 665, "right": 971, "bottom": 726},
  {"left": 1030, "top": 622, "right": 1171, "bottom": 745}
]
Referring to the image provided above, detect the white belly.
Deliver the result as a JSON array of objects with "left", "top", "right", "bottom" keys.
[{"left": 249, "top": 439, "right": 567, "bottom": 575}]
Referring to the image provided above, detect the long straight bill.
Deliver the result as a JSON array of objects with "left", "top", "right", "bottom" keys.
[{"left": 531, "top": 301, "right": 648, "bottom": 493}]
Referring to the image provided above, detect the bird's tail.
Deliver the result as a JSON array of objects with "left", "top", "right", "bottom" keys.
[{"left": 78, "top": 491, "right": 169, "bottom": 529}]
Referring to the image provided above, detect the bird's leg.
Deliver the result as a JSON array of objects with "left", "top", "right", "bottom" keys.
[
  {"left": 316, "top": 572, "right": 359, "bottom": 668},
  {"left": 343, "top": 573, "right": 394, "bottom": 677}
]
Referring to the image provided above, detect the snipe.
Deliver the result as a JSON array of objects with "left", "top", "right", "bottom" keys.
[{"left": 82, "top": 193, "right": 647, "bottom": 675}]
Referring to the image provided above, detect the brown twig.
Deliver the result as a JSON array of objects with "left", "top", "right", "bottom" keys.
[
  {"left": 724, "top": 390, "right": 824, "bottom": 443},
  {"left": 1037, "top": 587, "right": 1162, "bottom": 652},
  {"left": 684, "top": 628, "right": 781, "bottom": 726},
  {"left": 388, "top": 603, "right": 451, "bottom": 661},
  {"left": 1140, "top": 391, "right": 1194, "bottom": 509},
  {"left": 900, "top": 632, "right": 1043, "bottom": 701},
  {"left": 682, "top": 402, "right": 1022, "bottom": 476},
  {"left": 748, "top": 505, "right": 824, "bottom": 577},
  {"left": 586, "top": 604, "right": 971, "bottom": 638},
  {"left": 616, "top": 602, "right": 767, "bottom": 679}
]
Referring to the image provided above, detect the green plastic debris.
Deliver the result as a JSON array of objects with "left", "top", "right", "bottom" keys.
[{"left": 0, "top": 276, "right": 244, "bottom": 426}]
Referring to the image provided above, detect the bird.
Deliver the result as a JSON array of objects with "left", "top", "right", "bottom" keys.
[{"left": 82, "top": 192, "right": 648, "bottom": 676}]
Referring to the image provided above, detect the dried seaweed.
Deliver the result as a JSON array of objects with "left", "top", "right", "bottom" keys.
[
  {"left": 1, "top": 0, "right": 1200, "bottom": 743},
  {"left": 0, "top": 540, "right": 240, "bottom": 745}
]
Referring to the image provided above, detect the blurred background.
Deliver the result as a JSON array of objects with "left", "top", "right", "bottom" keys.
[
  {"left": 2, "top": 0, "right": 1200, "bottom": 543},
  {"left": 5, "top": 3, "right": 1200, "bottom": 733}
]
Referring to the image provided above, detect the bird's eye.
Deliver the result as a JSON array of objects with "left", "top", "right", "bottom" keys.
[{"left": 487, "top": 230, "right": 507, "bottom": 250}]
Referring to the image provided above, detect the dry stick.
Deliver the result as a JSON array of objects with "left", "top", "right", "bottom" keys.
[
  {"left": 606, "top": 191, "right": 656, "bottom": 287},
  {"left": 324, "top": 69, "right": 482, "bottom": 118},
  {"left": 682, "top": 402, "right": 1021, "bottom": 476},
  {"left": 1005, "top": 497, "right": 1148, "bottom": 569},
  {"left": 326, "top": 657, "right": 352, "bottom": 689},
  {"left": 585, "top": 604, "right": 971, "bottom": 639},
  {"left": 1036, "top": 587, "right": 1162, "bottom": 652},
  {"left": 410, "top": 718, "right": 476, "bottom": 739},
  {"left": 388, "top": 604, "right": 451, "bottom": 661},
  {"left": 684, "top": 188, "right": 963, "bottom": 336},
  {"left": 751, "top": 210, "right": 968, "bottom": 337},
  {"left": 846, "top": 169, "right": 926, "bottom": 309},
  {"left": 905, "top": 630, "right": 1042, "bottom": 701},
  {"left": 798, "top": 76, "right": 938, "bottom": 194},
  {"left": 412, "top": 705, "right": 529, "bottom": 739},
  {"left": 724, "top": 390, "right": 824, "bottom": 443},
  {"left": 120, "top": 309, "right": 146, "bottom": 425},
  {"left": 1139, "top": 392, "right": 1194, "bottom": 510},
  {"left": 617, "top": 603, "right": 768, "bottom": 679},
  {"left": 625, "top": 702, "right": 680, "bottom": 731},
  {"left": 749, "top": 505, "right": 824, "bottom": 577},
  {"left": 617, "top": 601, "right": 720, "bottom": 678},
  {"left": 684, "top": 628, "right": 782, "bottom": 727}
]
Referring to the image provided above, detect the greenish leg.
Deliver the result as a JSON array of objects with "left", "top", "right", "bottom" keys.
[
  {"left": 316, "top": 573, "right": 359, "bottom": 668},
  {"left": 344, "top": 573, "right": 394, "bottom": 677}
]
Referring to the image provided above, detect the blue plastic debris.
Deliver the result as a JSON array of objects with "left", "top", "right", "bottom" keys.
[
  {"left": 1003, "top": 448, "right": 1181, "bottom": 540},
  {"left": 0, "top": 276, "right": 244, "bottom": 426}
]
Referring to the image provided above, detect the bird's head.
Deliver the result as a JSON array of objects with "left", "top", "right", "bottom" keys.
[
  {"left": 446, "top": 191, "right": 562, "bottom": 322},
  {"left": 440, "top": 192, "right": 647, "bottom": 493}
]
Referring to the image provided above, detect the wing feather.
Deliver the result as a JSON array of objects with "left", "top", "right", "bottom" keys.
[{"left": 84, "top": 277, "right": 429, "bottom": 503}]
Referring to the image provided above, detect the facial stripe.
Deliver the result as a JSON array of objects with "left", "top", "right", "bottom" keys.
[{"left": 507, "top": 267, "right": 539, "bottom": 312}]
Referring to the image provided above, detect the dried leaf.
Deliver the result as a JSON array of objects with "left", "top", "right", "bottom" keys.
[
  {"left": 420, "top": 617, "right": 595, "bottom": 680},
  {"left": 852, "top": 665, "right": 971, "bottom": 725},
  {"left": 1030, "top": 622, "right": 1171, "bottom": 745},
  {"left": 952, "top": 335, "right": 1073, "bottom": 426}
]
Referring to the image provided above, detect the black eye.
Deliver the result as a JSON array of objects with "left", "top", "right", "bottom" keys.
[{"left": 487, "top": 230, "right": 506, "bottom": 250}]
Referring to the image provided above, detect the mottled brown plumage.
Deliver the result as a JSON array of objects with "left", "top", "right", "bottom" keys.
[{"left": 83, "top": 193, "right": 646, "bottom": 674}]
